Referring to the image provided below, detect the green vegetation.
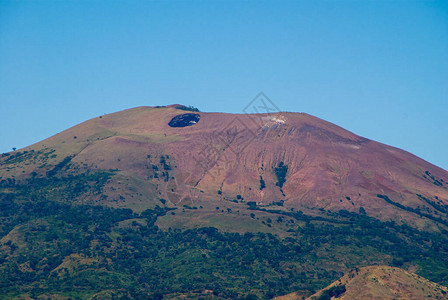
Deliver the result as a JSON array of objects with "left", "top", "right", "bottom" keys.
[
  {"left": 259, "top": 176, "right": 266, "bottom": 190},
  {"left": 1, "top": 173, "right": 448, "bottom": 299},
  {"left": 315, "top": 284, "right": 346, "bottom": 300},
  {"left": 47, "top": 155, "right": 73, "bottom": 177},
  {"left": 175, "top": 105, "right": 200, "bottom": 112},
  {"left": 274, "top": 162, "right": 288, "bottom": 188},
  {"left": 377, "top": 194, "right": 448, "bottom": 227},
  {"left": 0, "top": 170, "right": 112, "bottom": 205},
  {"left": 247, "top": 201, "right": 257, "bottom": 209},
  {"left": 417, "top": 193, "right": 448, "bottom": 215},
  {"left": 1, "top": 179, "right": 448, "bottom": 299},
  {"left": 1, "top": 149, "right": 56, "bottom": 165},
  {"left": 423, "top": 170, "right": 445, "bottom": 187},
  {"left": 160, "top": 155, "right": 171, "bottom": 171}
]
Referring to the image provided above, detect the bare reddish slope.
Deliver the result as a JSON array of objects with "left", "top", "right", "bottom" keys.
[{"left": 2, "top": 106, "right": 447, "bottom": 229}]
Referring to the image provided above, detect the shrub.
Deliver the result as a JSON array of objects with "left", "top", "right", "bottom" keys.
[
  {"left": 317, "top": 284, "right": 346, "bottom": 300},
  {"left": 175, "top": 105, "right": 200, "bottom": 112},
  {"left": 259, "top": 176, "right": 266, "bottom": 190},
  {"left": 274, "top": 162, "right": 288, "bottom": 188}
]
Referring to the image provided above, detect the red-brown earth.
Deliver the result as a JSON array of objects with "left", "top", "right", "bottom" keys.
[{"left": 1, "top": 105, "right": 447, "bottom": 231}]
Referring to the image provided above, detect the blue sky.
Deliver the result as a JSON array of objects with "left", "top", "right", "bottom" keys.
[{"left": 1, "top": 1, "right": 447, "bottom": 170}]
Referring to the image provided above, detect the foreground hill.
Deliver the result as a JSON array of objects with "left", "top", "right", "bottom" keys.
[
  {"left": 1, "top": 105, "right": 448, "bottom": 298},
  {"left": 276, "top": 266, "right": 448, "bottom": 300}
]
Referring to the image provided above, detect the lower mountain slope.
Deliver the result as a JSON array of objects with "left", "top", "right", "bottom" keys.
[{"left": 1, "top": 185, "right": 448, "bottom": 299}]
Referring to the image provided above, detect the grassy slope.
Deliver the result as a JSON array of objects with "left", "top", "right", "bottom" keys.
[{"left": 300, "top": 266, "right": 448, "bottom": 300}]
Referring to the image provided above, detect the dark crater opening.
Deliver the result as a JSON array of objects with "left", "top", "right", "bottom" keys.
[{"left": 168, "top": 113, "right": 200, "bottom": 127}]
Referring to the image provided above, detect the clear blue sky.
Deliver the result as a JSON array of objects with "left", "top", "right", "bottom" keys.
[{"left": 1, "top": 1, "right": 447, "bottom": 170}]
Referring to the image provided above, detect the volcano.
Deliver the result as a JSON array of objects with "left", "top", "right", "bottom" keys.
[
  {"left": 2, "top": 104, "right": 447, "bottom": 230},
  {"left": 2, "top": 104, "right": 448, "bottom": 299}
]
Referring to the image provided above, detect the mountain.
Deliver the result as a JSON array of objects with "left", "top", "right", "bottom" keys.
[
  {"left": 1, "top": 105, "right": 448, "bottom": 299},
  {"left": 275, "top": 266, "right": 448, "bottom": 300},
  {"left": 2, "top": 105, "right": 447, "bottom": 229}
]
